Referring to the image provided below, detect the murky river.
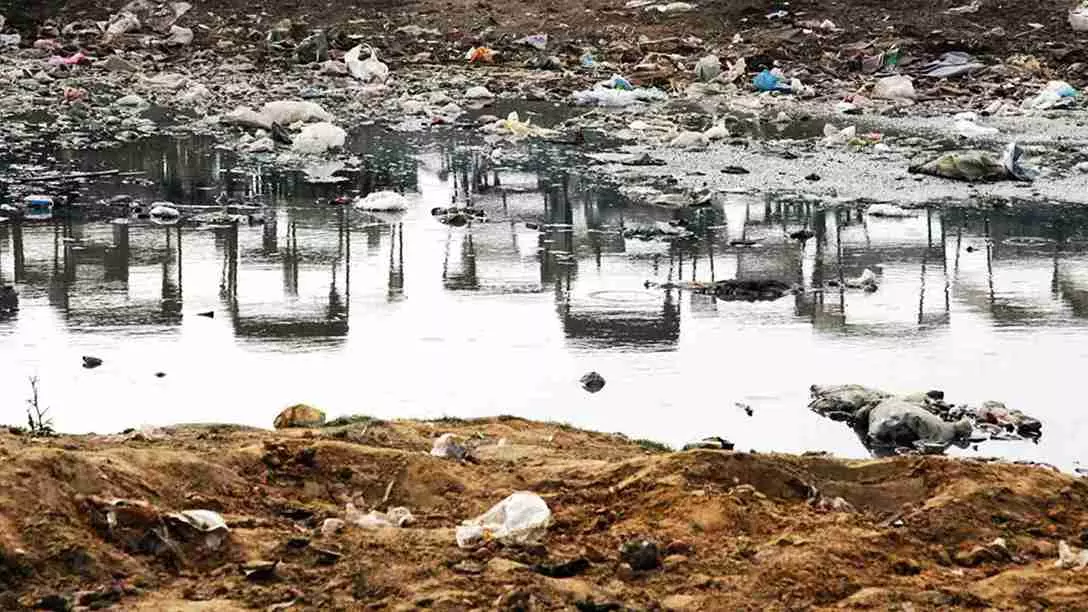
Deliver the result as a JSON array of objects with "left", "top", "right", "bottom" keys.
[{"left": 1, "top": 126, "right": 1086, "bottom": 471}]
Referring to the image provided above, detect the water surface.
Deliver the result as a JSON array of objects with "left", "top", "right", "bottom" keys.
[{"left": 1, "top": 129, "right": 1086, "bottom": 471}]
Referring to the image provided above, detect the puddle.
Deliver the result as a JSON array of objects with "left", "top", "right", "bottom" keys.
[{"left": 1, "top": 128, "right": 1087, "bottom": 471}]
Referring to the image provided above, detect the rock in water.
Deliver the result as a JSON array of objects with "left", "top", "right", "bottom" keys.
[
  {"left": 273, "top": 404, "right": 326, "bottom": 429},
  {"left": 580, "top": 371, "right": 606, "bottom": 393},
  {"left": 82, "top": 356, "right": 103, "bottom": 369}
]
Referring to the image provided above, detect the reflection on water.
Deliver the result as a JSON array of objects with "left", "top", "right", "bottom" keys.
[{"left": 2, "top": 130, "right": 1088, "bottom": 470}]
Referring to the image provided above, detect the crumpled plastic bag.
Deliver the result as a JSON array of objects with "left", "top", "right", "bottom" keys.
[
  {"left": 694, "top": 55, "right": 721, "bottom": 82},
  {"left": 431, "top": 433, "right": 469, "bottom": 459},
  {"left": 1071, "top": 5, "right": 1088, "bottom": 31},
  {"left": 291, "top": 122, "right": 347, "bottom": 155},
  {"left": 345, "top": 45, "right": 389, "bottom": 83},
  {"left": 1022, "top": 80, "right": 1078, "bottom": 110},
  {"left": 260, "top": 100, "right": 333, "bottom": 126},
  {"left": 953, "top": 112, "right": 999, "bottom": 138},
  {"left": 572, "top": 86, "right": 666, "bottom": 107},
  {"left": 1057, "top": 541, "right": 1088, "bottom": 569},
  {"left": 872, "top": 75, "right": 916, "bottom": 101},
  {"left": 455, "top": 492, "right": 551, "bottom": 548},
  {"left": 919, "top": 51, "right": 983, "bottom": 78},
  {"left": 164, "top": 509, "right": 230, "bottom": 549},
  {"left": 909, "top": 142, "right": 1037, "bottom": 182}
]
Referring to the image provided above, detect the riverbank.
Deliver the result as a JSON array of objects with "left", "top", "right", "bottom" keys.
[{"left": 1, "top": 416, "right": 1086, "bottom": 610}]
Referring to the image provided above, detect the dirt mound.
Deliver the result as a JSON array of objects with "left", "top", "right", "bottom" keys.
[{"left": 1, "top": 417, "right": 1087, "bottom": 610}]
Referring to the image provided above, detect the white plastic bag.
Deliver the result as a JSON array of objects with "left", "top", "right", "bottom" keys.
[
  {"left": 455, "top": 492, "right": 551, "bottom": 548},
  {"left": 261, "top": 100, "right": 333, "bottom": 126},
  {"left": 291, "top": 122, "right": 347, "bottom": 155},
  {"left": 345, "top": 45, "right": 389, "bottom": 83},
  {"left": 872, "top": 75, "right": 916, "bottom": 101},
  {"left": 1071, "top": 6, "right": 1088, "bottom": 32},
  {"left": 430, "top": 433, "right": 469, "bottom": 459}
]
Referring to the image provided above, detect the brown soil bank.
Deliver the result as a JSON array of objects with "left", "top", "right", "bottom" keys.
[{"left": 1, "top": 417, "right": 1087, "bottom": 611}]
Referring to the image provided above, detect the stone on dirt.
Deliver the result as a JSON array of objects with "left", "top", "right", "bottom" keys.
[{"left": 273, "top": 404, "right": 326, "bottom": 429}]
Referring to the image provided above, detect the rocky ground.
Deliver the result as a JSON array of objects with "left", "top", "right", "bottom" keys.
[{"left": 1, "top": 416, "right": 1087, "bottom": 611}]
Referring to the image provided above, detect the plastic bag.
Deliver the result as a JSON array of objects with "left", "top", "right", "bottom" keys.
[
  {"left": 694, "top": 55, "right": 721, "bottom": 82},
  {"left": 753, "top": 69, "right": 788, "bottom": 92},
  {"left": 291, "top": 122, "right": 347, "bottom": 155},
  {"left": 1056, "top": 541, "right": 1088, "bottom": 569},
  {"left": 1022, "top": 80, "right": 1077, "bottom": 110},
  {"left": 455, "top": 492, "right": 551, "bottom": 548},
  {"left": 1071, "top": 6, "right": 1088, "bottom": 31},
  {"left": 872, "top": 75, "right": 916, "bottom": 101},
  {"left": 345, "top": 45, "right": 389, "bottom": 83},
  {"left": 261, "top": 100, "right": 333, "bottom": 126},
  {"left": 431, "top": 433, "right": 469, "bottom": 459}
]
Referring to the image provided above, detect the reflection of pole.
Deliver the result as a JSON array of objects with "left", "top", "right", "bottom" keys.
[
  {"left": 106, "top": 219, "right": 130, "bottom": 282},
  {"left": 984, "top": 216, "right": 994, "bottom": 307},
  {"left": 284, "top": 221, "right": 299, "bottom": 297},
  {"left": 161, "top": 227, "right": 182, "bottom": 317},
  {"left": 11, "top": 222, "right": 24, "bottom": 282},
  {"left": 388, "top": 223, "right": 404, "bottom": 301}
]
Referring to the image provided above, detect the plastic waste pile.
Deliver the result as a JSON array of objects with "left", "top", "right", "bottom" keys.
[
  {"left": 455, "top": 491, "right": 551, "bottom": 548},
  {"left": 910, "top": 142, "right": 1038, "bottom": 182},
  {"left": 572, "top": 74, "right": 667, "bottom": 107},
  {"left": 808, "top": 384, "right": 1044, "bottom": 457}
]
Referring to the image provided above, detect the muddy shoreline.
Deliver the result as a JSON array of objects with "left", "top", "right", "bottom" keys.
[{"left": 1, "top": 415, "right": 1087, "bottom": 611}]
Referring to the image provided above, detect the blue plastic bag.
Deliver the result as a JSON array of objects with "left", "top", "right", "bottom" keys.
[{"left": 752, "top": 69, "right": 789, "bottom": 92}]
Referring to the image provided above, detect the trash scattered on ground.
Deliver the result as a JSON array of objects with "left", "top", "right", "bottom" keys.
[
  {"left": 910, "top": 143, "right": 1038, "bottom": 182},
  {"left": 580, "top": 371, "right": 606, "bottom": 393},
  {"left": 273, "top": 404, "right": 326, "bottom": 429},
  {"left": 809, "top": 385, "right": 1043, "bottom": 456},
  {"left": 455, "top": 492, "right": 551, "bottom": 548},
  {"left": 346, "top": 504, "right": 415, "bottom": 529}
]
